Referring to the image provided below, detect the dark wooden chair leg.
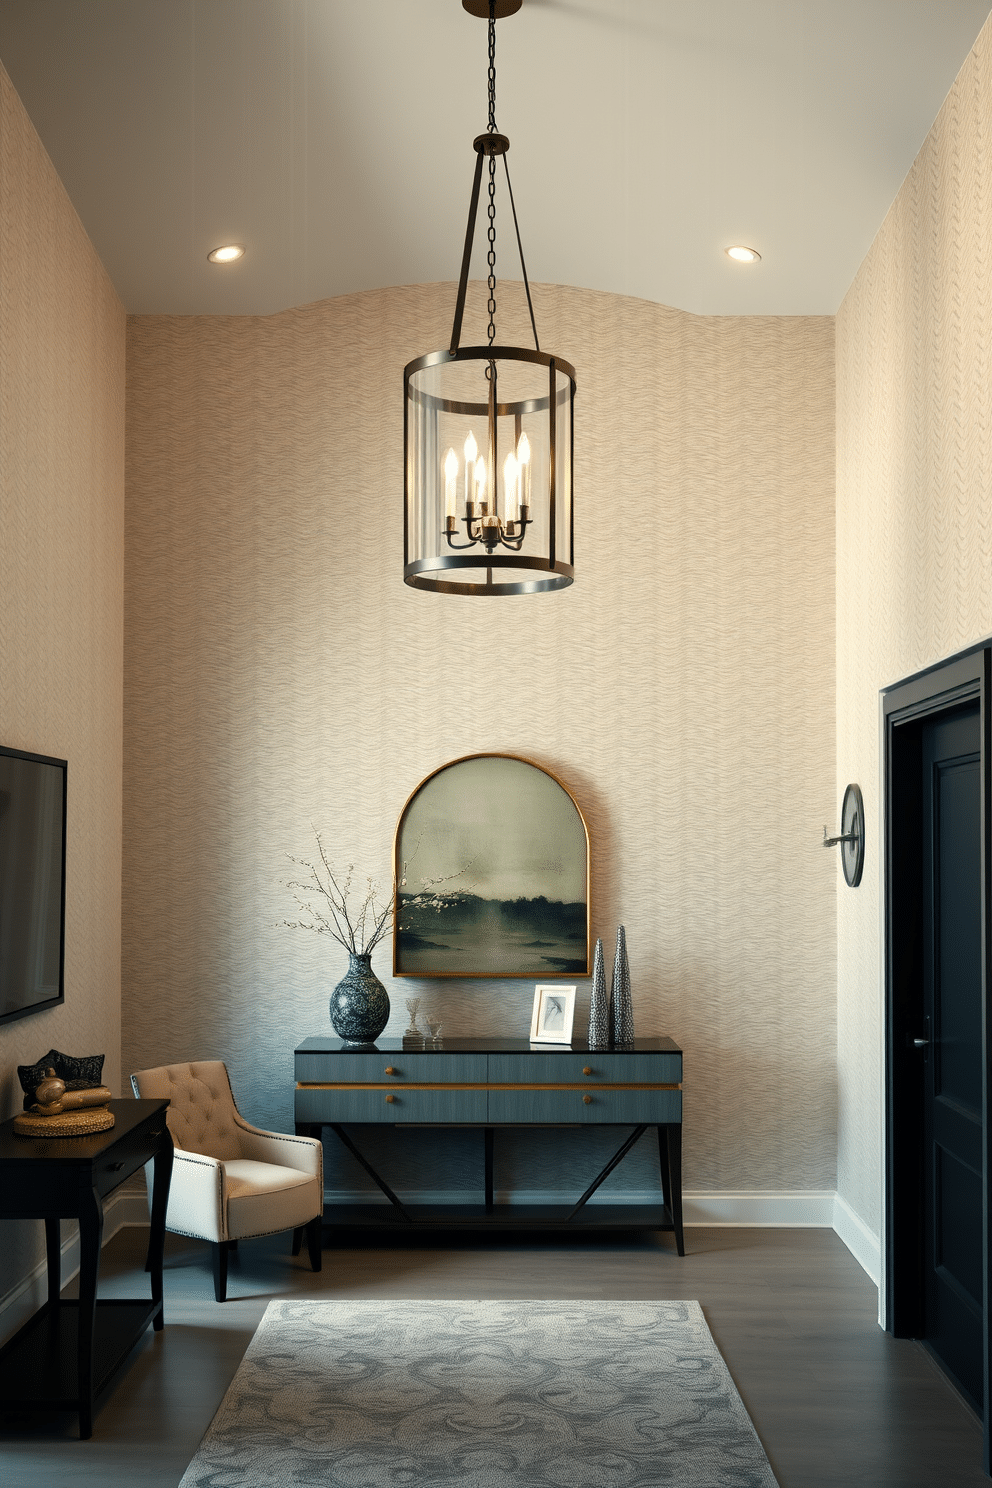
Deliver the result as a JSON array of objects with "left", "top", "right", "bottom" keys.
[
  {"left": 212, "top": 1240, "right": 229, "bottom": 1302},
  {"left": 291, "top": 1226, "right": 303, "bottom": 1256},
  {"left": 305, "top": 1214, "right": 323, "bottom": 1272}
]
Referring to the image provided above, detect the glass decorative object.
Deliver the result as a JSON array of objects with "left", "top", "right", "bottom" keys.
[{"left": 424, "top": 1012, "right": 443, "bottom": 1046}]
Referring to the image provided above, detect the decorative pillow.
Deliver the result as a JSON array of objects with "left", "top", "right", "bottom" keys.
[
  {"left": 17, "top": 1051, "right": 59, "bottom": 1103},
  {"left": 50, "top": 1050, "right": 105, "bottom": 1086},
  {"left": 17, "top": 1049, "right": 106, "bottom": 1108}
]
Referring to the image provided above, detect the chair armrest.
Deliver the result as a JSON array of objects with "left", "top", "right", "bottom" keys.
[
  {"left": 166, "top": 1149, "right": 228, "bottom": 1243},
  {"left": 233, "top": 1115, "right": 323, "bottom": 1179}
]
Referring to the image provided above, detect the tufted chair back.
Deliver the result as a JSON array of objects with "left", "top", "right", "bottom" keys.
[{"left": 130, "top": 1060, "right": 245, "bottom": 1160}]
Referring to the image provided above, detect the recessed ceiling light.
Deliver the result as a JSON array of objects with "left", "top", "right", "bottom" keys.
[
  {"left": 207, "top": 244, "right": 245, "bottom": 264},
  {"left": 725, "top": 245, "right": 761, "bottom": 263}
]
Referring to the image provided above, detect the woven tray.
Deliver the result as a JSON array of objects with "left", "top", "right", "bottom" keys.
[{"left": 13, "top": 1107, "right": 115, "bottom": 1138}]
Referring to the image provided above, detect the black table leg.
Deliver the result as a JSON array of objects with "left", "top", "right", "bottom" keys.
[
  {"left": 657, "top": 1123, "right": 685, "bottom": 1255},
  {"left": 329, "top": 1125, "right": 412, "bottom": 1220},
  {"left": 565, "top": 1126, "right": 648, "bottom": 1221},
  {"left": 148, "top": 1135, "right": 173, "bottom": 1327},
  {"left": 76, "top": 1183, "right": 104, "bottom": 1439},
  {"left": 44, "top": 1215, "right": 61, "bottom": 1307}
]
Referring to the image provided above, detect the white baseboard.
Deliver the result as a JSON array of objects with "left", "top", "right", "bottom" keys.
[
  {"left": 682, "top": 1190, "right": 835, "bottom": 1226},
  {"left": 832, "top": 1191, "right": 882, "bottom": 1287},
  {"left": 119, "top": 1191, "right": 152, "bottom": 1226},
  {"left": 1, "top": 1187, "right": 881, "bottom": 1349},
  {"left": 114, "top": 1188, "right": 886, "bottom": 1290},
  {"left": 0, "top": 1188, "right": 133, "bottom": 1349},
  {"left": 323, "top": 1187, "right": 836, "bottom": 1226}
]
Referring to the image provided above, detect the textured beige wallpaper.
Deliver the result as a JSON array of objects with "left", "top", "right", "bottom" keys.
[
  {"left": 0, "top": 66, "right": 126, "bottom": 1293},
  {"left": 836, "top": 17, "right": 992, "bottom": 1237},
  {"left": 124, "top": 281, "right": 835, "bottom": 1199}
]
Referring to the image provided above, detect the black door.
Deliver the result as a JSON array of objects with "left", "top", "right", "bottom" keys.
[{"left": 921, "top": 703, "right": 984, "bottom": 1409}]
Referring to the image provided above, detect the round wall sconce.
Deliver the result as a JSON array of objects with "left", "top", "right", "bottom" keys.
[{"left": 823, "top": 784, "right": 865, "bottom": 887}]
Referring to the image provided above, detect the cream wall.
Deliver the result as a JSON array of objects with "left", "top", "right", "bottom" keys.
[
  {"left": 836, "top": 18, "right": 992, "bottom": 1240},
  {"left": 123, "top": 284, "right": 836, "bottom": 1200},
  {"left": 0, "top": 66, "right": 126, "bottom": 1298}
]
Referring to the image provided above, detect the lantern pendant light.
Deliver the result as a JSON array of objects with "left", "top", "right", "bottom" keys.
[{"left": 403, "top": 0, "right": 576, "bottom": 595}]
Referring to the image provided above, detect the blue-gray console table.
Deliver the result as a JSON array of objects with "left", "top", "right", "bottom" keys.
[{"left": 294, "top": 1036, "right": 684, "bottom": 1252}]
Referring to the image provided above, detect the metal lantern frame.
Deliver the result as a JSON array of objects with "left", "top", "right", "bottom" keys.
[{"left": 403, "top": 4, "right": 576, "bottom": 596}]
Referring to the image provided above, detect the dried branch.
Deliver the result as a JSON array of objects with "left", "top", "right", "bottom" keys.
[
  {"left": 282, "top": 830, "right": 476, "bottom": 956},
  {"left": 281, "top": 827, "right": 394, "bottom": 956}
]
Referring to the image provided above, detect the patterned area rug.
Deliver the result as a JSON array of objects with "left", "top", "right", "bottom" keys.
[{"left": 179, "top": 1298, "right": 779, "bottom": 1487}]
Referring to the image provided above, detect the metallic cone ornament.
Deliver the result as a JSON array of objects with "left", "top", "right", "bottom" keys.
[
  {"left": 611, "top": 925, "right": 634, "bottom": 1047},
  {"left": 587, "top": 936, "right": 610, "bottom": 1048}
]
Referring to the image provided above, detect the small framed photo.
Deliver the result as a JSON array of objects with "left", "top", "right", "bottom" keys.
[{"left": 530, "top": 984, "right": 577, "bottom": 1044}]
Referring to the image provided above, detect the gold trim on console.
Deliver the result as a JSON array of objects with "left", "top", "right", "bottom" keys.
[{"left": 297, "top": 1081, "right": 682, "bottom": 1092}]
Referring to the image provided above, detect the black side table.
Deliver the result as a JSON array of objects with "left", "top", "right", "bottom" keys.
[{"left": 0, "top": 1098, "right": 172, "bottom": 1438}]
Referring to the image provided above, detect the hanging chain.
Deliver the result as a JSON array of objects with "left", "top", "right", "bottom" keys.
[{"left": 486, "top": 0, "right": 498, "bottom": 351}]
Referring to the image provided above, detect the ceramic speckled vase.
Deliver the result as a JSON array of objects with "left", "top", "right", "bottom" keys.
[{"left": 330, "top": 952, "right": 390, "bottom": 1043}]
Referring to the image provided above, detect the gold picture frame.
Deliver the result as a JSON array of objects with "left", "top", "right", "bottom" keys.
[{"left": 393, "top": 753, "right": 590, "bottom": 978}]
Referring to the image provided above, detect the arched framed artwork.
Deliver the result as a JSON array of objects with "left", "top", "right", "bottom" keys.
[{"left": 393, "top": 753, "right": 590, "bottom": 978}]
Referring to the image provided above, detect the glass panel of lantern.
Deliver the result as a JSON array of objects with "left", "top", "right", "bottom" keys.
[{"left": 404, "top": 348, "right": 575, "bottom": 593}]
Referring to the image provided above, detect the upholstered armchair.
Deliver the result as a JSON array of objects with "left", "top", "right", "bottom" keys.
[{"left": 130, "top": 1060, "right": 323, "bottom": 1302}]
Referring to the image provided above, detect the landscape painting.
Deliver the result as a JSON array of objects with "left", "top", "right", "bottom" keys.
[{"left": 393, "top": 754, "right": 590, "bottom": 977}]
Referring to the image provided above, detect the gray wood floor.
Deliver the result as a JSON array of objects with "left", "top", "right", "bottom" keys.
[{"left": 1, "top": 1222, "right": 986, "bottom": 1486}]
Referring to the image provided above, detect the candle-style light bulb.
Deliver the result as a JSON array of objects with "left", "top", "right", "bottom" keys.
[
  {"left": 463, "top": 430, "right": 478, "bottom": 513},
  {"left": 443, "top": 447, "right": 459, "bottom": 521},
  {"left": 516, "top": 431, "right": 531, "bottom": 513},
  {"left": 474, "top": 460, "right": 487, "bottom": 504},
  {"left": 503, "top": 451, "right": 520, "bottom": 523}
]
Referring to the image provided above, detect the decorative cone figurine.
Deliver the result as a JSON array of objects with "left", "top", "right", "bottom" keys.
[
  {"left": 588, "top": 937, "right": 610, "bottom": 1048},
  {"left": 611, "top": 925, "right": 634, "bottom": 1046}
]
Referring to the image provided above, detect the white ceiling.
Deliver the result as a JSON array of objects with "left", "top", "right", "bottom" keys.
[{"left": 0, "top": 0, "right": 989, "bottom": 317}]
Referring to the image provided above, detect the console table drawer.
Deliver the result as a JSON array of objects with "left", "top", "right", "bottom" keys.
[
  {"left": 95, "top": 1114, "right": 171, "bottom": 1197},
  {"left": 488, "top": 1052, "right": 681, "bottom": 1085},
  {"left": 487, "top": 1088, "right": 682, "bottom": 1125},
  {"left": 295, "top": 1085, "right": 489, "bottom": 1125},
  {"left": 295, "top": 1052, "right": 487, "bottom": 1085}
]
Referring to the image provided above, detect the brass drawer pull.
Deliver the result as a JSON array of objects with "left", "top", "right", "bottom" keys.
[
  {"left": 384, "top": 1067, "right": 397, "bottom": 1075},
  {"left": 385, "top": 1094, "right": 396, "bottom": 1104},
  {"left": 583, "top": 1067, "right": 593, "bottom": 1076},
  {"left": 583, "top": 1095, "right": 593, "bottom": 1105}
]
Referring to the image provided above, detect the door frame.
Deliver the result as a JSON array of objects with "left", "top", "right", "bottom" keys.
[{"left": 883, "top": 644, "right": 992, "bottom": 1467}]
